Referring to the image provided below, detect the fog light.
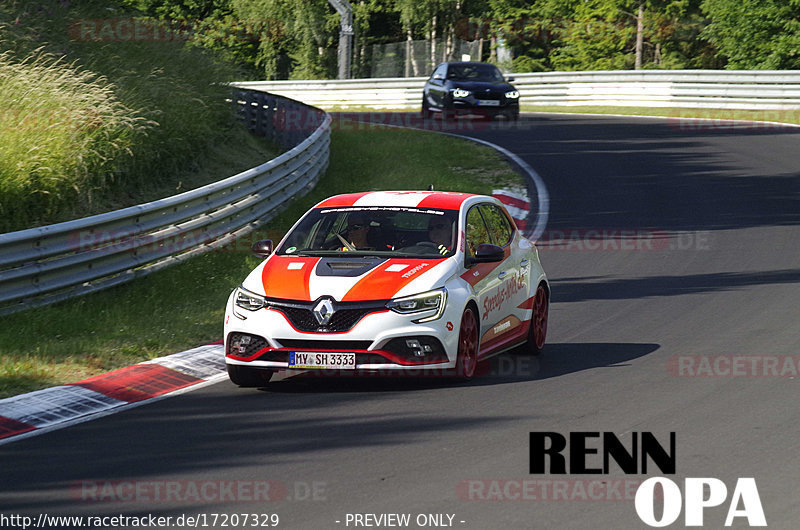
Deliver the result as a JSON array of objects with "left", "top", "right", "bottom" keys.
[
  {"left": 232, "top": 334, "right": 252, "bottom": 354},
  {"left": 406, "top": 339, "right": 425, "bottom": 357}
]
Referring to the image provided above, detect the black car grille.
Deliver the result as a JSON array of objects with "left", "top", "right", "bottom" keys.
[
  {"left": 267, "top": 297, "right": 388, "bottom": 333},
  {"left": 275, "top": 339, "right": 373, "bottom": 350}
]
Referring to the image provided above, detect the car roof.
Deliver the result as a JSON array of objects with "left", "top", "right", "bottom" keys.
[
  {"left": 441, "top": 61, "right": 496, "bottom": 67},
  {"left": 315, "top": 191, "right": 482, "bottom": 210}
]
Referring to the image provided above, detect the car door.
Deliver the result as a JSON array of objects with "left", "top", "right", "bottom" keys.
[
  {"left": 463, "top": 203, "right": 518, "bottom": 356},
  {"left": 479, "top": 203, "right": 530, "bottom": 344}
]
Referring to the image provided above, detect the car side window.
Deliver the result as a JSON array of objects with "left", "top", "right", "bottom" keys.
[
  {"left": 431, "top": 64, "right": 446, "bottom": 80},
  {"left": 465, "top": 206, "right": 491, "bottom": 256},
  {"left": 480, "top": 204, "right": 513, "bottom": 247}
]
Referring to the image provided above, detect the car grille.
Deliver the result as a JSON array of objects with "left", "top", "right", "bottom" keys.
[
  {"left": 266, "top": 298, "right": 388, "bottom": 333},
  {"left": 275, "top": 339, "right": 373, "bottom": 350}
]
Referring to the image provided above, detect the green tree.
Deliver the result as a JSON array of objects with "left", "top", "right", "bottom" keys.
[
  {"left": 233, "top": 0, "right": 338, "bottom": 79},
  {"left": 702, "top": 0, "right": 800, "bottom": 69},
  {"left": 489, "top": 0, "right": 709, "bottom": 71},
  {"left": 119, "top": 0, "right": 262, "bottom": 73}
]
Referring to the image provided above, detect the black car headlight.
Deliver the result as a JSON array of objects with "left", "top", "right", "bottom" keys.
[
  {"left": 387, "top": 288, "right": 447, "bottom": 323},
  {"left": 452, "top": 88, "right": 471, "bottom": 98},
  {"left": 505, "top": 90, "right": 520, "bottom": 99},
  {"left": 232, "top": 286, "right": 267, "bottom": 319}
]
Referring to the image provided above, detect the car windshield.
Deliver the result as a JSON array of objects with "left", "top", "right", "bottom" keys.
[
  {"left": 276, "top": 207, "right": 459, "bottom": 258},
  {"left": 447, "top": 64, "right": 505, "bottom": 83}
]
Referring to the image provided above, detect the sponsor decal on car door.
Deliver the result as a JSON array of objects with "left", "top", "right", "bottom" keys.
[{"left": 460, "top": 205, "right": 515, "bottom": 354}]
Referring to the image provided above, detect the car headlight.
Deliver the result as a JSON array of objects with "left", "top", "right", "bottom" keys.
[
  {"left": 505, "top": 90, "right": 520, "bottom": 99},
  {"left": 387, "top": 288, "right": 447, "bottom": 323},
  {"left": 232, "top": 286, "right": 266, "bottom": 319},
  {"left": 452, "top": 88, "right": 471, "bottom": 98}
]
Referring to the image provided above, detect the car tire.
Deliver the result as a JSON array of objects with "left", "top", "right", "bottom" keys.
[
  {"left": 525, "top": 283, "right": 549, "bottom": 355},
  {"left": 455, "top": 306, "right": 479, "bottom": 380},
  {"left": 421, "top": 99, "right": 433, "bottom": 119},
  {"left": 227, "top": 364, "right": 273, "bottom": 387}
]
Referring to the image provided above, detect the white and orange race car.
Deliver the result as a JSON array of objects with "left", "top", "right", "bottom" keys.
[{"left": 224, "top": 190, "right": 549, "bottom": 386}]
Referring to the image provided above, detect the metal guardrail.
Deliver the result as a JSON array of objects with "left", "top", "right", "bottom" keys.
[
  {"left": 233, "top": 70, "right": 800, "bottom": 110},
  {"left": 0, "top": 90, "right": 331, "bottom": 315}
]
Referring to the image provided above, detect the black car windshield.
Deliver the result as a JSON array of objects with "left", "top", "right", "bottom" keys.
[
  {"left": 276, "top": 207, "right": 459, "bottom": 258},
  {"left": 446, "top": 64, "right": 505, "bottom": 83}
]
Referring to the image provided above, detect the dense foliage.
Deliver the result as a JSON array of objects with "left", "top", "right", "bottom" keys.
[{"left": 119, "top": 0, "right": 800, "bottom": 77}]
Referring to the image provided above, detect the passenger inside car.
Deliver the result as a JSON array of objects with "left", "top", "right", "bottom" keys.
[{"left": 428, "top": 218, "right": 453, "bottom": 254}]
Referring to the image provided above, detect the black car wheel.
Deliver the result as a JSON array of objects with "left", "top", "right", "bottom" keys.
[{"left": 421, "top": 98, "right": 433, "bottom": 119}]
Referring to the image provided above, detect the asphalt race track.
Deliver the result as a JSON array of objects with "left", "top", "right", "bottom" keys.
[{"left": 1, "top": 113, "right": 799, "bottom": 529}]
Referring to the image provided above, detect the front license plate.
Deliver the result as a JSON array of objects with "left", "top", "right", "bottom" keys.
[
  {"left": 476, "top": 99, "right": 500, "bottom": 106},
  {"left": 289, "top": 352, "right": 356, "bottom": 369}
]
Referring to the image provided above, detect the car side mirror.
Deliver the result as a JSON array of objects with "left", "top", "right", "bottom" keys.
[
  {"left": 251, "top": 239, "right": 273, "bottom": 259},
  {"left": 506, "top": 76, "right": 515, "bottom": 82},
  {"left": 433, "top": 73, "right": 444, "bottom": 80},
  {"left": 467, "top": 243, "right": 505, "bottom": 266}
]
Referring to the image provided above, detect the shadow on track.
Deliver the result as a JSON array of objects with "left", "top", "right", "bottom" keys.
[
  {"left": 257, "top": 341, "right": 658, "bottom": 392},
  {"left": 550, "top": 268, "right": 800, "bottom": 303}
]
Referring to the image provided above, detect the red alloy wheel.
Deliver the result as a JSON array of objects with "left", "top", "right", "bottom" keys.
[
  {"left": 457, "top": 307, "right": 479, "bottom": 379},
  {"left": 532, "top": 284, "right": 549, "bottom": 353}
]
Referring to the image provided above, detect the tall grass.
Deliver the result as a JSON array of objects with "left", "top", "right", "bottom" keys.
[
  {"left": 0, "top": 1, "right": 265, "bottom": 232},
  {"left": 0, "top": 49, "right": 152, "bottom": 231}
]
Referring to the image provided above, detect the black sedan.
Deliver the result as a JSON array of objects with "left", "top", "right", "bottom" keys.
[{"left": 422, "top": 62, "right": 520, "bottom": 120}]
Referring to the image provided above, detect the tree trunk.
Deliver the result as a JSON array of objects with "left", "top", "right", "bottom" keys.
[
  {"left": 405, "top": 29, "right": 412, "bottom": 77},
  {"left": 430, "top": 14, "right": 437, "bottom": 69},
  {"left": 635, "top": 2, "right": 644, "bottom": 69}
]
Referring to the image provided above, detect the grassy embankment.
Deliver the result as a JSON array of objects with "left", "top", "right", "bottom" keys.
[{"left": 0, "top": 1, "right": 276, "bottom": 233}]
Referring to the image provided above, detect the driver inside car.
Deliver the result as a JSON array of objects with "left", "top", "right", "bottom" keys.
[{"left": 338, "top": 216, "right": 372, "bottom": 250}]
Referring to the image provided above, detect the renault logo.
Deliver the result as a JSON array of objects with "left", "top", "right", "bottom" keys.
[{"left": 313, "top": 298, "right": 335, "bottom": 326}]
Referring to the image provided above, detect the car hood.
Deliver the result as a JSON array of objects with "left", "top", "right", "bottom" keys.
[
  {"left": 242, "top": 255, "right": 458, "bottom": 302},
  {"left": 447, "top": 80, "right": 514, "bottom": 93}
]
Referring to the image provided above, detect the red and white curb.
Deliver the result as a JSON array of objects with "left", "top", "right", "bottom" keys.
[
  {"left": 492, "top": 188, "right": 530, "bottom": 231},
  {"left": 0, "top": 343, "right": 227, "bottom": 445}
]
